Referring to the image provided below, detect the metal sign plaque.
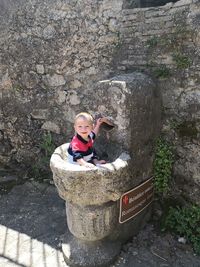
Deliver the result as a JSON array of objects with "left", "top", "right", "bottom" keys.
[{"left": 119, "top": 177, "right": 154, "bottom": 224}]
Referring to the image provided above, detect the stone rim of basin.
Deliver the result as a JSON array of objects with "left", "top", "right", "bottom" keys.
[
  {"left": 50, "top": 143, "right": 132, "bottom": 204},
  {"left": 50, "top": 143, "right": 131, "bottom": 173}
]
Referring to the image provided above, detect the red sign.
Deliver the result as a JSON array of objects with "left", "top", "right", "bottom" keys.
[{"left": 119, "top": 177, "right": 154, "bottom": 224}]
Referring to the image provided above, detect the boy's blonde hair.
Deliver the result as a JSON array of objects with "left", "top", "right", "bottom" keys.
[{"left": 74, "top": 112, "right": 94, "bottom": 125}]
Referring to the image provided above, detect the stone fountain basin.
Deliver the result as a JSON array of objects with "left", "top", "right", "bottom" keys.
[{"left": 50, "top": 143, "right": 131, "bottom": 206}]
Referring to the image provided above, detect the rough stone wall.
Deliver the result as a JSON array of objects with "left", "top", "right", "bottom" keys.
[
  {"left": 117, "top": 0, "right": 200, "bottom": 203},
  {"left": 0, "top": 0, "right": 122, "bottom": 166}
]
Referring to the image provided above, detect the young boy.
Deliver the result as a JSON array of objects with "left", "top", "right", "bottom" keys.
[{"left": 68, "top": 112, "right": 106, "bottom": 168}]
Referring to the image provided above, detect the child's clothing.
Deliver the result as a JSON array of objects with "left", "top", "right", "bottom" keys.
[{"left": 68, "top": 131, "right": 98, "bottom": 163}]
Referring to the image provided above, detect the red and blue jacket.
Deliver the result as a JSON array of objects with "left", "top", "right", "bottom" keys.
[{"left": 68, "top": 132, "right": 97, "bottom": 162}]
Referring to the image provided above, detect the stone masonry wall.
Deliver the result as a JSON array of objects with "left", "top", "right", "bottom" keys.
[
  {"left": 116, "top": 0, "right": 200, "bottom": 203},
  {"left": 0, "top": 0, "right": 123, "bottom": 167}
]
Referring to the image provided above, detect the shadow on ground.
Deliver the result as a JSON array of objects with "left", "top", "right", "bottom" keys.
[{"left": 0, "top": 181, "right": 67, "bottom": 267}]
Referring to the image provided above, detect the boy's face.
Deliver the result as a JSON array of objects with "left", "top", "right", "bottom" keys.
[{"left": 74, "top": 117, "right": 93, "bottom": 139}]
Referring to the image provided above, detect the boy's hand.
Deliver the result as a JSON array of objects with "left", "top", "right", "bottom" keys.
[
  {"left": 84, "top": 162, "right": 96, "bottom": 168},
  {"left": 96, "top": 118, "right": 103, "bottom": 125},
  {"left": 93, "top": 159, "right": 106, "bottom": 165},
  {"left": 93, "top": 116, "right": 114, "bottom": 135},
  {"left": 77, "top": 158, "right": 95, "bottom": 168},
  {"left": 98, "top": 117, "right": 113, "bottom": 125}
]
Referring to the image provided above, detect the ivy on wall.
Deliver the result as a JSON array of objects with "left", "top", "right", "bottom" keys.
[{"left": 153, "top": 137, "right": 174, "bottom": 194}]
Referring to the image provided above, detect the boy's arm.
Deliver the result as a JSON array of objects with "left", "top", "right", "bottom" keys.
[{"left": 93, "top": 118, "right": 103, "bottom": 136}]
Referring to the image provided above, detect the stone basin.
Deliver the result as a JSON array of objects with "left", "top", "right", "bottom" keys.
[
  {"left": 50, "top": 143, "right": 132, "bottom": 266},
  {"left": 50, "top": 143, "right": 131, "bottom": 206}
]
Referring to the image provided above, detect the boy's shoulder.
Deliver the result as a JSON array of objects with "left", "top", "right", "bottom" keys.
[{"left": 71, "top": 135, "right": 79, "bottom": 143}]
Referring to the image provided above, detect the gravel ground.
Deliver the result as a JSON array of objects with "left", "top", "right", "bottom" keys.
[
  {"left": 0, "top": 179, "right": 200, "bottom": 267},
  {"left": 112, "top": 224, "right": 200, "bottom": 267}
]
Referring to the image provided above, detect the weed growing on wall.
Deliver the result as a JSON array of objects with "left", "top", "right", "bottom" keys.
[
  {"left": 13, "top": 85, "right": 23, "bottom": 92},
  {"left": 163, "top": 205, "right": 200, "bottom": 254},
  {"left": 115, "top": 31, "right": 122, "bottom": 48},
  {"left": 172, "top": 52, "right": 192, "bottom": 69},
  {"left": 30, "top": 132, "right": 55, "bottom": 182},
  {"left": 153, "top": 65, "right": 171, "bottom": 79},
  {"left": 146, "top": 36, "right": 158, "bottom": 48},
  {"left": 40, "top": 132, "right": 55, "bottom": 159},
  {"left": 153, "top": 138, "right": 174, "bottom": 194}
]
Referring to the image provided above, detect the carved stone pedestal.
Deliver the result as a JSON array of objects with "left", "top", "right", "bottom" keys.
[{"left": 50, "top": 72, "right": 161, "bottom": 267}]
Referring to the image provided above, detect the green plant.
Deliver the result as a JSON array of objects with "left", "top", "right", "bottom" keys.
[
  {"left": 40, "top": 132, "right": 55, "bottom": 158},
  {"left": 172, "top": 52, "right": 192, "bottom": 69},
  {"left": 163, "top": 205, "right": 200, "bottom": 254},
  {"left": 30, "top": 132, "right": 56, "bottom": 181},
  {"left": 13, "top": 85, "right": 23, "bottom": 92},
  {"left": 112, "top": 31, "right": 122, "bottom": 49},
  {"left": 153, "top": 66, "right": 171, "bottom": 79},
  {"left": 153, "top": 138, "right": 174, "bottom": 194},
  {"left": 146, "top": 36, "right": 158, "bottom": 48},
  {"left": 169, "top": 119, "right": 179, "bottom": 130}
]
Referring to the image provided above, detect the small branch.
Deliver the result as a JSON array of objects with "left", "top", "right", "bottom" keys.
[{"left": 151, "top": 248, "right": 168, "bottom": 261}]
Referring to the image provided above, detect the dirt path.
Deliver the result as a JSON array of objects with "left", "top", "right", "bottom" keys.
[{"left": 0, "top": 181, "right": 200, "bottom": 267}]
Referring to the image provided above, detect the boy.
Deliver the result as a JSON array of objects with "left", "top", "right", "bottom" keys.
[{"left": 68, "top": 112, "right": 107, "bottom": 168}]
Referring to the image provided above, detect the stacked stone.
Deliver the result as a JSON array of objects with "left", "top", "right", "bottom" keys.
[
  {"left": 0, "top": 0, "right": 123, "bottom": 166},
  {"left": 118, "top": 0, "right": 200, "bottom": 204}
]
